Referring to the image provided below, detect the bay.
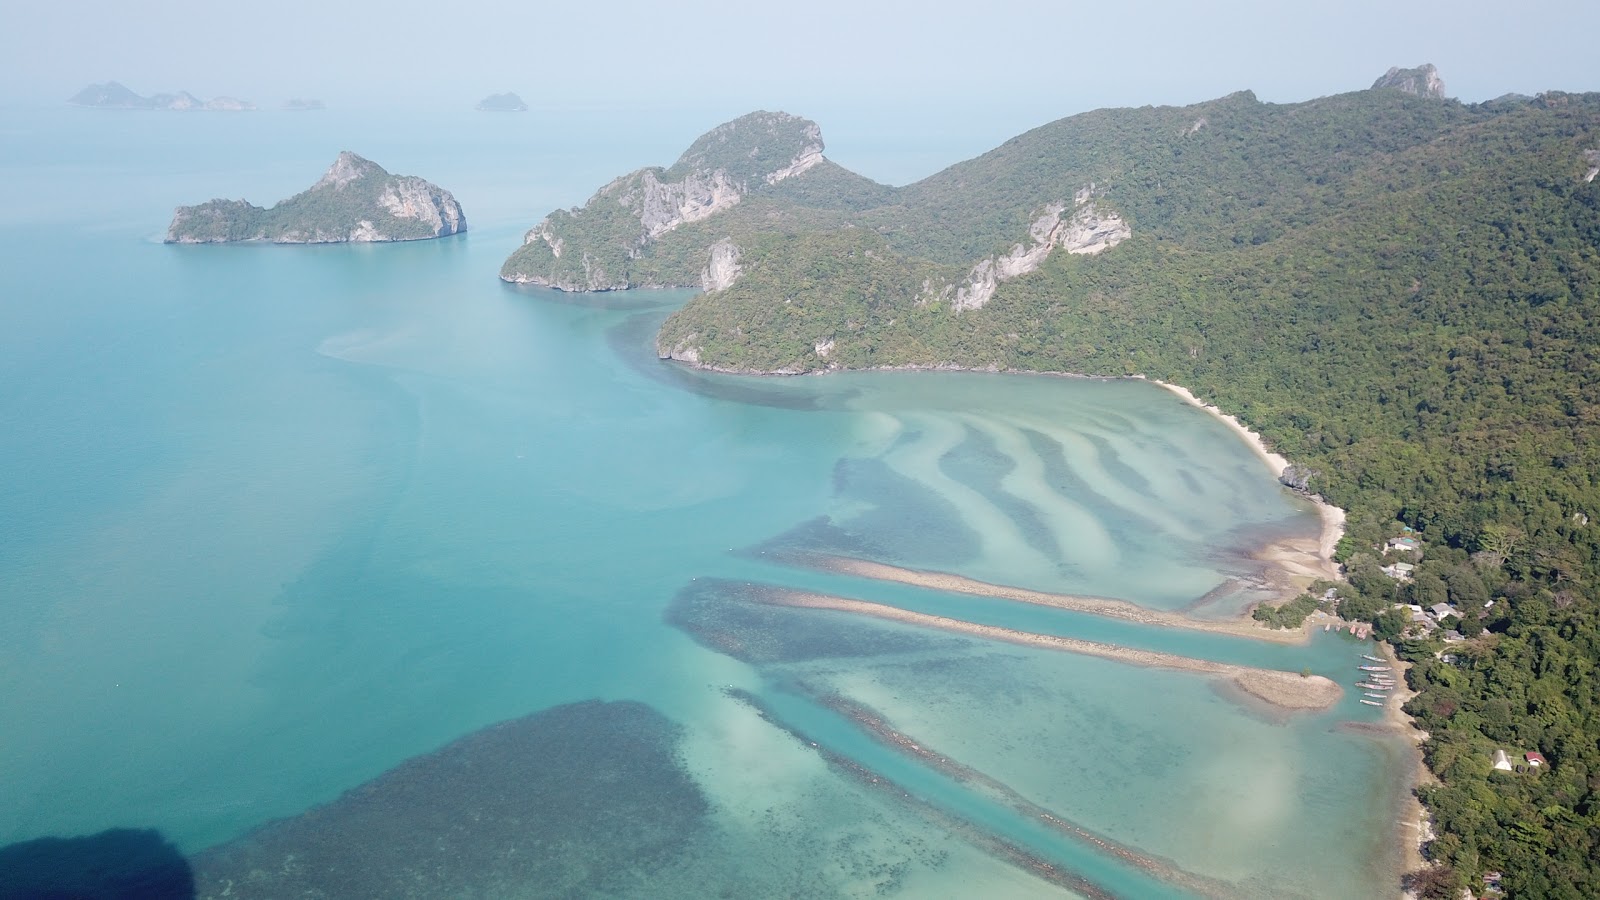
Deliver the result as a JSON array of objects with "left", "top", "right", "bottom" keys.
[{"left": 0, "top": 105, "right": 1407, "bottom": 898}]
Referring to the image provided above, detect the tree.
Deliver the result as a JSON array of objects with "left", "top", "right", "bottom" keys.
[
  {"left": 1446, "top": 566, "right": 1489, "bottom": 610},
  {"left": 1374, "top": 607, "right": 1410, "bottom": 641},
  {"left": 1411, "top": 571, "right": 1450, "bottom": 608}
]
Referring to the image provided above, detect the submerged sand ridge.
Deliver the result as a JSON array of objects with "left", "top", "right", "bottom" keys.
[
  {"left": 812, "top": 690, "right": 1241, "bottom": 899},
  {"left": 751, "top": 586, "right": 1343, "bottom": 711}
]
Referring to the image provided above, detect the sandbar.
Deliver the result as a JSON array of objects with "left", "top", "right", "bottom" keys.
[
  {"left": 754, "top": 587, "right": 1343, "bottom": 711},
  {"left": 781, "top": 552, "right": 1313, "bottom": 644}
]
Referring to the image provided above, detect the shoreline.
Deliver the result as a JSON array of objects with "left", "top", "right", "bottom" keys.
[
  {"left": 1380, "top": 648, "right": 1432, "bottom": 877},
  {"left": 754, "top": 586, "right": 1344, "bottom": 711},
  {"left": 1150, "top": 378, "right": 1347, "bottom": 586},
  {"left": 668, "top": 355, "right": 1350, "bottom": 604}
]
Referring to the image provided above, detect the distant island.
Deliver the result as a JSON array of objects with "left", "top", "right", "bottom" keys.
[
  {"left": 166, "top": 152, "right": 466, "bottom": 244},
  {"left": 283, "top": 99, "right": 326, "bottom": 111},
  {"left": 476, "top": 92, "right": 528, "bottom": 112},
  {"left": 68, "top": 82, "right": 256, "bottom": 111}
]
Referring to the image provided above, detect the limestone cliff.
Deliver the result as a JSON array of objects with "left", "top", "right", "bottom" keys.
[
  {"left": 700, "top": 240, "right": 742, "bottom": 292},
  {"left": 165, "top": 152, "right": 465, "bottom": 244},
  {"left": 932, "top": 190, "right": 1130, "bottom": 312},
  {"left": 500, "top": 111, "right": 830, "bottom": 291},
  {"left": 1371, "top": 64, "right": 1447, "bottom": 99}
]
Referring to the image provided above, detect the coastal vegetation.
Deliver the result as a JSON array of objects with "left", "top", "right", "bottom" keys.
[
  {"left": 1250, "top": 591, "right": 1321, "bottom": 629},
  {"left": 509, "top": 73, "right": 1600, "bottom": 896}
]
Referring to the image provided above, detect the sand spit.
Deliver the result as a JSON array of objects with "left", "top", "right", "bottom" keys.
[
  {"left": 725, "top": 688, "right": 1119, "bottom": 900},
  {"left": 755, "top": 587, "right": 1343, "bottom": 711},
  {"left": 815, "top": 691, "right": 1238, "bottom": 898},
  {"left": 783, "top": 551, "right": 1312, "bottom": 645}
]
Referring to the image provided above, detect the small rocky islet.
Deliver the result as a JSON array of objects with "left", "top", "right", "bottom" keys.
[
  {"left": 476, "top": 91, "right": 528, "bottom": 112},
  {"left": 165, "top": 152, "right": 466, "bottom": 244}
]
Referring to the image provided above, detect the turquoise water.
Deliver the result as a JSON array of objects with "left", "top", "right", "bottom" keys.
[{"left": 0, "top": 106, "right": 1406, "bottom": 897}]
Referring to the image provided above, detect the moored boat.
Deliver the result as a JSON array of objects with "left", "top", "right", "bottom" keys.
[
  {"left": 1363, "top": 654, "right": 1385, "bottom": 662},
  {"left": 1359, "top": 665, "right": 1391, "bottom": 671},
  {"left": 1360, "top": 699, "right": 1383, "bottom": 706},
  {"left": 1364, "top": 692, "right": 1389, "bottom": 699}
]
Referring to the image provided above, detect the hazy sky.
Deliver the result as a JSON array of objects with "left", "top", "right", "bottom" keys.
[{"left": 4, "top": 0, "right": 1594, "bottom": 119}]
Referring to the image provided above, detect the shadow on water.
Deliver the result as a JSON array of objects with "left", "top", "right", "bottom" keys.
[{"left": 0, "top": 828, "right": 195, "bottom": 900}]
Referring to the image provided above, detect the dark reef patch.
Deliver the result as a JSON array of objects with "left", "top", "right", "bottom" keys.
[
  {"left": 665, "top": 578, "right": 954, "bottom": 664},
  {"left": 189, "top": 700, "right": 707, "bottom": 900},
  {"left": 832, "top": 456, "right": 982, "bottom": 566},
  {"left": 0, "top": 828, "right": 195, "bottom": 900},
  {"left": 759, "top": 457, "right": 982, "bottom": 567}
]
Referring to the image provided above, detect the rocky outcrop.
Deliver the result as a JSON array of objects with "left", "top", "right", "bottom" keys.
[
  {"left": 1371, "top": 64, "right": 1447, "bottom": 99},
  {"left": 378, "top": 177, "right": 465, "bottom": 235},
  {"left": 658, "top": 338, "right": 702, "bottom": 364},
  {"left": 700, "top": 239, "right": 742, "bottom": 292},
  {"left": 1584, "top": 149, "right": 1599, "bottom": 184},
  {"left": 315, "top": 151, "right": 383, "bottom": 190},
  {"left": 166, "top": 152, "right": 465, "bottom": 244},
  {"left": 931, "top": 190, "right": 1130, "bottom": 312},
  {"left": 764, "top": 139, "right": 824, "bottom": 184},
  {"left": 501, "top": 111, "right": 830, "bottom": 289}
]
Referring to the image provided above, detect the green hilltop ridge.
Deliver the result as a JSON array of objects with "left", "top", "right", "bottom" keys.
[
  {"left": 507, "top": 68, "right": 1600, "bottom": 897},
  {"left": 166, "top": 152, "right": 466, "bottom": 244}
]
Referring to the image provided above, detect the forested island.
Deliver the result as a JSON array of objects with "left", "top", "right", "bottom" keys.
[
  {"left": 166, "top": 152, "right": 465, "bottom": 244},
  {"left": 503, "top": 67, "right": 1600, "bottom": 898}
]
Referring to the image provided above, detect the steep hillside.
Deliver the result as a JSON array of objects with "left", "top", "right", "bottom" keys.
[{"left": 506, "top": 72, "right": 1600, "bottom": 898}]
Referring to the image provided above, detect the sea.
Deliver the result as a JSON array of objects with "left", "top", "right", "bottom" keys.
[{"left": 0, "top": 104, "right": 1411, "bottom": 898}]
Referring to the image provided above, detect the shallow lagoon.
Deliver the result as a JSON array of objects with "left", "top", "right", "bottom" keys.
[{"left": 0, "top": 106, "right": 1405, "bottom": 897}]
